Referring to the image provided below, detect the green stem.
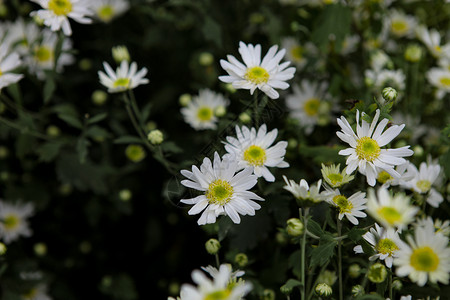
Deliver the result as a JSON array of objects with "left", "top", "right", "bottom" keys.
[
  {"left": 0, "top": 116, "right": 50, "bottom": 140},
  {"left": 215, "top": 253, "right": 220, "bottom": 268},
  {"left": 337, "top": 217, "right": 343, "bottom": 300},
  {"left": 388, "top": 271, "right": 393, "bottom": 300},
  {"left": 300, "top": 208, "right": 310, "bottom": 300},
  {"left": 253, "top": 91, "right": 259, "bottom": 127}
]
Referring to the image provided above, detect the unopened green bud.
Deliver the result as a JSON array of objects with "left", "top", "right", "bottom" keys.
[
  {"left": 392, "top": 279, "right": 402, "bottom": 290},
  {"left": 92, "top": 90, "right": 108, "bottom": 106},
  {"left": 148, "top": 130, "right": 164, "bottom": 145},
  {"left": 280, "top": 283, "right": 293, "bottom": 295},
  {"left": 112, "top": 45, "right": 130, "bottom": 63},
  {"left": 351, "top": 285, "right": 364, "bottom": 297},
  {"left": 239, "top": 112, "right": 251, "bottom": 123},
  {"left": 261, "top": 289, "right": 275, "bottom": 300},
  {"left": 315, "top": 283, "right": 332, "bottom": 297},
  {"left": 179, "top": 94, "right": 191, "bottom": 106},
  {"left": 382, "top": 87, "right": 398, "bottom": 102},
  {"left": 413, "top": 145, "right": 424, "bottom": 157},
  {"left": 32, "top": 15, "right": 44, "bottom": 25},
  {"left": 46, "top": 125, "right": 61, "bottom": 137},
  {"left": 205, "top": 238, "right": 221, "bottom": 255},
  {"left": 199, "top": 52, "right": 214, "bottom": 66},
  {"left": 405, "top": 44, "right": 422, "bottom": 63},
  {"left": 0, "top": 242, "right": 6, "bottom": 255},
  {"left": 0, "top": 146, "right": 9, "bottom": 159},
  {"left": 125, "top": 144, "right": 146, "bottom": 162},
  {"left": 224, "top": 83, "right": 236, "bottom": 93},
  {"left": 79, "top": 58, "right": 92, "bottom": 70},
  {"left": 286, "top": 218, "right": 304, "bottom": 237},
  {"left": 34, "top": 243, "right": 47, "bottom": 256},
  {"left": 234, "top": 253, "right": 248, "bottom": 267},
  {"left": 368, "top": 262, "right": 387, "bottom": 283},
  {"left": 214, "top": 106, "right": 226, "bottom": 117},
  {"left": 119, "top": 189, "right": 132, "bottom": 201},
  {"left": 348, "top": 263, "right": 361, "bottom": 278},
  {"left": 288, "top": 138, "right": 298, "bottom": 149}
]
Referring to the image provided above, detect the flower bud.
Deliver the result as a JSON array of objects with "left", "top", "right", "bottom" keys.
[
  {"left": 234, "top": 253, "right": 248, "bottom": 267},
  {"left": 404, "top": 44, "right": 422, "bottom": 63},
  {"left": 46, "top": 125, "right": 61, "bottom": 137},
  {"left": 315, "top": 283, "right": 332, "bottom": 297},
  {"left": 224, "top": 83, "right": 236, "bottom": 93},
  {"left": 119, "top": 189, "right": 132, "bottom": 201},
  {"left": 34, "top": 243, "right": 47, "bottom": 256},
  {"left": 199, "top": 52, "right": 214, "bottom": 66},
  {"left": 261, "top": 289, "right": 275, "bottom": 300},
  {"left": 125, "top": 144, "right": 146, "bottom": 162},
  {"left": 382, "top": 87, "right": 398, "bottom": 102},
  {"left": 413, "top": 145, "right": 424, "bottom": 157},
  {"left": 214, "top": 106, "right": 226, "bottom": 117},
  {"left": 348, "top": 263, "right": 361, "bottom": 278},
  {"left": 179, "top": 94, "right": 191, "bottom": 106},
  {"left": 0, "top": 242, "right": 6, "bottom": 255},
  {"left": 112, "top": 45, "right": 130, "bottom": 63},
  {"left": 148, "top": 130, "right": 164, "bottom": 145},
  {"left": 351, "top": 285, "right": 364, "bottom": 297},
  {"left": 392, "top": 279, "right": 403, "bottom": 290},
  {"left": 239, "top": 112, "right": 251, "bottom": 123},
  {"left": 205, "top": 238, "right": 221, "bottom": 255},
  {"left": 368, "top": 262, "right": 387, "bottom": 283},
  {"left": 92, "top": 90, "right": 108, "bottom": 106},
  {"left": 286, "top": 218, "right": 304, "bottom": 237}
]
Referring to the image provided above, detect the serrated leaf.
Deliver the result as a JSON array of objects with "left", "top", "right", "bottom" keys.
[
  {"left": 87, "top": 112, "right": 108, "bottom": 125},
  {"left": 307, "top": 219, "right": 325, "bottom": 238},
  {"left": 288, "top": 250, "right": 302, "bottom": 278},
  {"left": 113, "top": 136, "right": 143, "bottom": 144},
  {"left": 309, "top": 234, "right": 337, "bottom": 267},
  {"left": 347, "top": 227, "right": 366, "bottom": 243}
]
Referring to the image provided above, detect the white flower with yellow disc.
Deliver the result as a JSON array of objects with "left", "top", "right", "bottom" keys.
[
  {"left": 219, "top": 41, "right": 296, "bottom": 99},
  {"left": 98, "top": 60, "right": 149, "bottom": 93},
  {"left": 90, "top": 0, "right": 129, "bottom": 23},
  {"left": 325, "top": 189, "right": 367, "bottom": 225},
  {"left": 180, "top": 152, "right": 264, "bottom": 225},
  {"left": 384, "top": 9, "right": 417, "bottom": 38},
  {"left": 426, "top": 67, "right": 450, "bottom": 99},
  {"left": 336, "top": 109, "right": 413, "bottom": 186},
  {"left": 415, "top": 26, "right": 450, "bottom": 59},
  {"left": 0, "top": 46, "right": 24, "bottom": 90},
  {"left": 224, "top": 124, "right": 289, "bottom": 182},
  {"left": 0, "top": 200, "right": 34, "bottom": 244}
]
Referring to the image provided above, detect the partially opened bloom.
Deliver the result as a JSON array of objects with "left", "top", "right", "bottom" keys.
[
  {"left": 219, "top": 41, "right": 296, "bottom": 99},
  {"left": 321, "top": 163, "right": 354, "bottom": 188},
  {"left": 0, "top": 46, "right": 24, "bottom": 90},
  {"left": 98, "top": 60, "right": 149, "bottom": 93},
  {"left": 325, "top": 189, "right": 367, "bottom": 225},
  {"left": 91, "top": 0, "right": 129, "bottom": 23},
  {"left": 180, "top": 152, "right": 264, "bottom": 225},
  {"left": 30, "top": 0, "right": 93, "bottom": 36},
  {"left": 336, "top": 109, "right": 413, "bottom": 186},
  {"left": 224, "top": 124, "right": 289, "bottom": 182},
  {"left": 394, "top": 221, "right": 450, "bottom": 286},
  {"left": 366, "top": 187, "right": 419, "bottom": 230},
  {"left": 0, "top": 200, "right": 34, "bottom": 244},
  {"left": 282, "top": 176, "right": 325, "bottom": 205},
  {"left": 179, "top": 264, "right": 252, "bottom": 300}
]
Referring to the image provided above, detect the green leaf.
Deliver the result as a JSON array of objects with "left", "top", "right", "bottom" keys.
[
  {"left": 202, "top": 16, "right": 222, "bottom": 47},
  {"left": 58, "top": 114, "right": 83, "bottom": 129},
  {"left": 347, "top": 227, "right": 367, "bottom": 243},
  {"left": 299, "top": 145, "right": 345, "bottom": 165},
  {"left": 5, "top": 83, "right": 22, "bottom": 103},
  {"left": 280, "top": 279, "right": 302, "bottom": 294},
  {"left": 98, "top": 273, "right": 138, "bottom": 300},
  {"left": 218, "top": 217, "right": 233, "bottom": 242},
  {"left": 309, "top": 234, "right": 337, "bottom": 267},
  {"left": 76, "top": 137, "right": 90, "bottom": 164},
  {"left": 160, "top": 141, "right": 183, "bottom": 154},
  {"left": 307, "top": 219, "right": 325, "bottom": 238},
  {"left": 87, "top": 112, "right": 108, "bottom": 125},
  {"left": 36, "top": 140, "right": 65, "bottom": 162},
  {"left": 288, "top": 250, "right": 302, "bottom": 278},
  {"left": 113, "top": 136, "right": 143, "bottom": 144},
  {"left": 43, "top": 76, "right": 56, "bottom": 104},
  {"left": 85, "top": 126, "right": 111, "bottom": 140}
]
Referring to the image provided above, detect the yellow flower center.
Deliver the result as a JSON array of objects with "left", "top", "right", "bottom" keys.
[
  {"left": 98, "top": 5, "right": 115, "bottom": 22},
  {"left": 48, "top": 0, "right": 73, "bottom": 16},
  {"left": 245, "top": 66, "right": 269, "bottom": 84},
  {"left": 204, "top": 289, "right": 232, "bottom": 300},
  {"left": 243, "top": 145, "right": 267, "bottom": 167},
  {"left": 410, "top": 246, "right": 439, "bottom": 272},
  {"left": 439, "top": 77, "right": 450, "bottom": 87},
  {"left": 3, "top": 214, "right": 20, "bottom": 230},
  {"left": 206, "top": 179, "right": 234, "bottom": 205},
  {"left": 35, "top": 46, "right": 53, "bottom": 62},
  {"left": 434, "top": 45, "right": 442, "bottom": 53},
  {"left": 377, "top": 207, "right": 402, "bottom": 225},
  {"left": 197, "top": 106, "right": 213, "bottom": 122},
  {"left": 304, "top": 98, "right": 320, "bottom": 116},
  {"left": 355, "top": 137, "right": 380, "bottom": 162},
  {"left": 333, "top": 195, "right": 353, "bottom": 213},
  {"left": 391, "top": 21, "right": 408, "bottom": 35},
  {"left": 113, "top": 78, "right": 130, "bottom": 89},
  {"left": 416, "top": 180, "right": 431, "bottom": 193},
  {"left": 377, "top": 171, "right": 393, "bottom": 184},
  {"left": 0, "top": 68, "right": 3, "bottom": 77},
  {"left": 376, "top": 238, "right": 399, "bottom": 255},
  {"left": 290, "top": 45, "right": 303, "bottom": 60},
  {"left": 327, "top": 173, "right": 343, "bottom": 186}
]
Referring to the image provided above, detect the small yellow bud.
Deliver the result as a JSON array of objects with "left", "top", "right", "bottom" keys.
[
  {"left": 0, "top": 242, "right": 6, "bottom": 255},
  {"left": 214, "top": 106, "right": 226, "bottom": 117},
  {"left": 348, "top": 263, "right": 361, "bottom": 278},
  {"left": 34, "top": 243, "right": 47, "bottom": 256},
  {"left": 148, "top": 130, "right": 164, "bottom": 145},
  {"left": 0, "top": 146, "right": 9, "bottom": 159},
  {"left": 79, "top": 58, "right": 92, "bottom": 71},
  {"left": 199, "top": 52, "right": 214, "bottom": 66},
  {"left": 404, "top": 44, "right": 422, "bottom": 63},
  {"left": 286, "top": 218, "right": 304, "bottom": 237},
  {"left": 179, "top": 94, "right": 191, "bottom": 106},
  {"left": 239, "top": 112, "right": 251, "bottom": 123},
  {"left": 125, "top": 144, "right": 146, "bottom": 162},
  {"left": 368, "top": 262, "right": 387, "bottom": 283},
  {"left": 46, "top": 125, "right": 61, "bottom": 137},
  {"left": 205, "top": 238, "right": 221, "bottom": 255},
  {"left": 261, "top": 289, "right": 275, "bottom": 300},
  {"left": 92, "top": 90, "right": 108, "bottom": 106},
  {"left": 119, "top": 189, "right": 132, "bottom": 201}
]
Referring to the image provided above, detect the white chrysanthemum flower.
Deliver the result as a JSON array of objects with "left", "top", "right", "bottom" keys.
[
  {"left": 376, "top": 161, "right": 416, "bottom": 187},
  {"left": 0, "top": 46, "right": 24, "bottom": 90},
  {"left": 353, "top": 223, "right": 401, "bottom": 268},
  {"left": 90, "top": 0, "right": 129, "bottom": 23},
  {"left": 180, "top": 152, "right": 264, "bottom": 225},
  {"left": 325, "top": 189, "right": 367, "bottom": 225},
  {"left": 426, "top": 68, "right": 450, "bottom": 98},
  {"left": 394, "top": 222, "right": 450, "bottom": 286},
  {"left": 282, "top": 176, "right": 325, "bottom": 204},
  {"left": 416, "top": 26, "right": 450, "bottom": 59},
  {"left": 401, "top": 161, "right": 443, "bottom": 208},
  {"left": 202, "top": 265, "right": 245, "bottom": 280},
  {"left": 179, "top": 264, "right": 252, "bottom": 300},
  {"left": 0, "top": 200, "right": 34, "bottom": 244},
  {"left": 30, "top": 0, "right": 93, "bottom": 36},
  {"left": 336, "top": 109, "right": 413, "bottom": 186},
  {"left": 181, "top": 89, "right": 229, "bottom": 131},
  {"left": 224, "top": 124, "right": 289, "bottom": 182},
  {"left": 219, "top": 41, "right": 296, "bottom": 99},
  {"left": 98, "top": 60, "right": 149, "bottom": 93},
  {"left": 321, "top": 163, "right": 354, "bottom": 188},
  {"left": 25, "top": 29, "right": 74, "bottom": 79},
  {"left": 281, "top": 37, "right": 317, "bottom": 70},
  {"left": 415, "top": 216, "right": 450, "bottom": 238},
  {"left": 384, "top": 9, "right": 417, "bottom": 38},
  {"left": 2, "top": 19, "right": 41, "bottom": 55},
  {"left": 22, "top": 284, "right": 52, "bottom": 300},
  {"left": 285, "top": 80, "right": 332, "bottom": 134},
  {"left": 366, "top": 187, "right": 419, "bottom": 230}
]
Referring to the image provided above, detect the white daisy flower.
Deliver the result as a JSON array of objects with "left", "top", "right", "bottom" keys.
[
  {"left": 181, "top": 89, "right": 229, "bottom": 131},
  {"left": 376, "top": 161, "right": 416, "bottom": 187},
  {"left": 281, "top": 37, "right": 317, "bottom": 70},
  {"left": 285, "top": 80, "right": 332, "bottom": 134},
  {"left": 340, "top": 34, "right": 360, "bottom": 56},
  {"left": 394, "top": 221, "right": 450, "bottom": 286},
  {"left": 325, "top": 189, "right": 367, "bottom": 225},
  {"left": 90, "top": 0, "right": 129, "bottom": 23},
  {"left": 416, "top": 26, "right": 450, "bottom": 59},
  {"left": 0, "top": 200, "right": 34, "bottom": 244},
  {"left": 415, "top": 216, "right": 450, "bottom": 237},
  {"left": 321, "top": 163, "right": 354, "bottom": 188},
  {"left": 366, "top": 187, "right": 419, "bottom": 230},
  {"left": 25, "top": 29, "right": 74, "bottom": 79},
  {"left": 224, "top": 124, "right": 289, "bottom": 182},
  {"left": 30, "top": 0, "right": 94, "bottom": 36},
  {"left": 336, "top": 109, "right": 414, "bottom": 186},
  {"left": 282, "top": 176, "right": 325, "bottom": 205},
  {"left": 219, "top": 41, "right": 296, "bottom": 99},
  {"left": 0, "top": 46, "right": 24, "bottom": 90},
  {"left": 426, "top": 67, "right": 450, "bottom": 99},
  {"left": 98, "top": 60, "right": 149, "bottom": 93},
  {"left": 353, "top": 223, "right": 401, "bottom": 268},
  {"left": 401, "top": 161, "right": 443, "bottom": 208},
  {"left": 180, "top": 152, "right": 264, "bottom": 225},
  {"left": 2, "top": 19, "right": 41, "bottom": 55},
  {"left": 179, "top": 264, "right": 252, "bottom": 300},
  {"left": 384, "top": 9, "right": 417, "bottom": 38}
]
